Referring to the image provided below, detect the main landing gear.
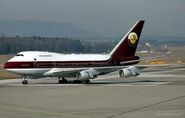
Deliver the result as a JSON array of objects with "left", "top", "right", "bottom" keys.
[
  {"left": 58, "top": 77, "right": 91, "bottom": 84},
  {"left": 74, "top": 79, "right": 91, "bottom": 84},
  {"left": 58, "top": 77, "right": 68, "bottom": 84},
  {"left": 83, "top": 79, "right": 91, "bottom": 84}
]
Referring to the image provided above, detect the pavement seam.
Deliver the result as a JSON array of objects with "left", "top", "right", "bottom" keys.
[
  {"left": 106, "top": 95, "right": 185, "bottom": 118},
  {"left": 0, "top": 105, "right": 90, "bottom": 118}
]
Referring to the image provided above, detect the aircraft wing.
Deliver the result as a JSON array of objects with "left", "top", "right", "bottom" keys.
[{"left": 43, "top": 62, "right": 183, "bottom": 78}]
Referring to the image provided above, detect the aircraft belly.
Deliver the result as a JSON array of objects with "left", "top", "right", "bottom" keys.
[
  {"left": 43, "top": 68, "right": 79, "bottom": 77},
  {"left": 6, "top": 68, "right": 50, "bottom": 75}
]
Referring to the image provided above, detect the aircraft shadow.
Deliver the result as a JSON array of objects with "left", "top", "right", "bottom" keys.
[
  {"left": 33, "top": 80, "right": 167, "bottom": 85},
  {"left": 90, "top": 80, "right": 167, "bottom": 85}
]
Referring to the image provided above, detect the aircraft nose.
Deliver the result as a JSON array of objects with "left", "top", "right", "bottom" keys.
[
  {"left": 3, "top": 62, "right": 13, "bottom": 69},
  {"left": 4, "top": 62, "right": 8, "bottom": 69}
]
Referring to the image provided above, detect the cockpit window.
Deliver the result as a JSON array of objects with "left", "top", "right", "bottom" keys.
[{"left": 16, "top": 54, "right": 24, "bottom": 56}]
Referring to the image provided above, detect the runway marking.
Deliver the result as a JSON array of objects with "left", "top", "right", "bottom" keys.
[
  {"left": 0, "top": 105, "right": 90, "bottom": 118},
  {"left": 107, "top": 95, "right": 185, "bottom": 118},
  {"left": 138, "top": 73, "right": 185, "bottom": 78}
]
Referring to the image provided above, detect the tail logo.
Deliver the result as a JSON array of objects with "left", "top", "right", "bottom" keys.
[{"left": 128, "top": 32, "right": 138, "bottom": 45}]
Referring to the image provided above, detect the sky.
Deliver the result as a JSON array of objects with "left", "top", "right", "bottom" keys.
[{"left": 0, "top": 0, "right": 185, "bottom": 37}]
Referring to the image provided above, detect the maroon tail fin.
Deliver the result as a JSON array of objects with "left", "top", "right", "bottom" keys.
[{"left": 110, "top": 20, "right": 145, "bottom": 62}]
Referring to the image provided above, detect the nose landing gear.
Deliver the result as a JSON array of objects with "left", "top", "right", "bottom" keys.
[
  {"left": 22, "top": 75, "right": 29, "bottom": 85},
  {"left": 22, "top": 79, "right": 28, "bottom": 85}
]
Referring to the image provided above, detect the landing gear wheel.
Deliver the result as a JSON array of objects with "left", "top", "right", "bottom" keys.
[
  {"left": 82, "top": 80, "right": 91, "bottom": 84},
  {"left": 58, "top": 79, "right": 67, "bottom": 84},
  {"left": 58, "top": 79, "right": 62, "bottom": 84},
  {"left": 85, "top": 80, "right": 91, "bottom": 84},
  {"left": 58, "top": 77, "right": 68, "bottom": 84},
  {"left": 22, "top": 80, "right": 28, "bottom": 85}
]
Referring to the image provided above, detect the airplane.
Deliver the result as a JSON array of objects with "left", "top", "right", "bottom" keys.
[{"left": 4, "top": 20, "right": 147, "bottom": 84}]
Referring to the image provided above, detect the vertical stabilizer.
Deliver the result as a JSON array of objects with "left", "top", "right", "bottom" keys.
[{"left": 110, "top": 20, "right": 145, "bottom": 62}]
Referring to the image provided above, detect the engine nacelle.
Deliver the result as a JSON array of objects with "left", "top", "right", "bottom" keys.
[
  {"left": 76, "top": 69, "right": 97, "bottom": 81},
  {"left": 119, "top": 66, "right": 140, "bottom": 78}
]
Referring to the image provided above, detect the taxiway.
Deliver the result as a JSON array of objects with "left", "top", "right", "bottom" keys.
[{"left": 0, "top": 69, "right": 185, "bottom": 118}]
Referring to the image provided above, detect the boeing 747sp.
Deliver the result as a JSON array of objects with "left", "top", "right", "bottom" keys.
[{"left": 4, "top": 20, "right": 146, "bottom": 84}]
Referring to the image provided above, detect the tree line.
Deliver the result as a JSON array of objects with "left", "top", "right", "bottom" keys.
[{"left": 0, "top": 36, "right": 116, "bottom": 54}]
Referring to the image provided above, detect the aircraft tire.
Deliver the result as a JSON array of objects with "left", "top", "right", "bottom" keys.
[
  {"left": 58, "top": 79, "right": 68, "bottom": 84},
  {"left": 22, "top": 80, "right": 28, "bottom": 85}
]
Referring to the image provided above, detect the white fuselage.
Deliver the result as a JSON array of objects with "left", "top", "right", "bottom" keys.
[{"left": 4, "top": 51, "right": 111, "bottom": 77}]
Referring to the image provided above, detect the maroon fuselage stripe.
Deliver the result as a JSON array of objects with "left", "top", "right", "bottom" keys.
[
  {"left": 4, "top": 61, "right": 113, "bottom": 69},
  {"left": 4, "top": 60, "right": 139, "bottom": 69}
]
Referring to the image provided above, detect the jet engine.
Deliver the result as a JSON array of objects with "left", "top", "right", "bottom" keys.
[
  {"left": 76, "top": 69, "right": 97, "bottom": 81},
  {"left": 119, "top": 66, "right": 140, "bottom": 78}
]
